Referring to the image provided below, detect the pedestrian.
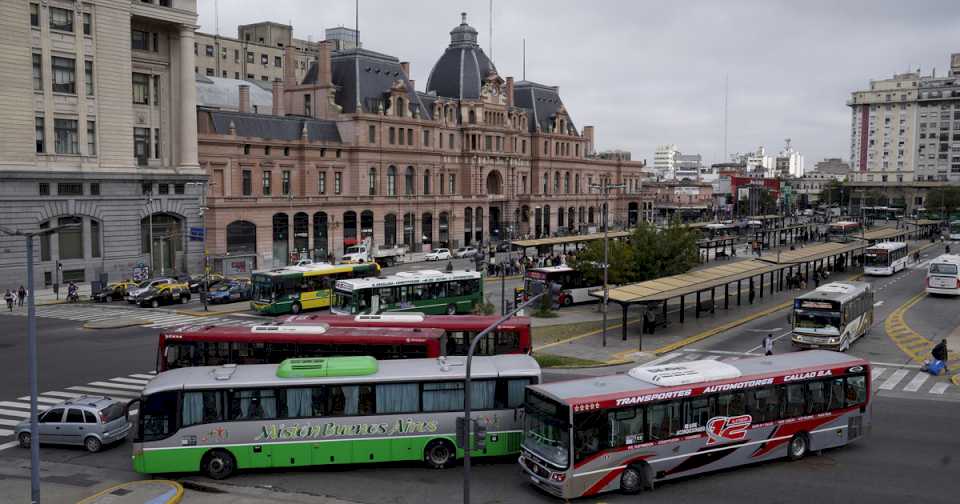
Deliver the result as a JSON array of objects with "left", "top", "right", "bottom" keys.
[
  {"left": 932, "top": 338, "right": 949, "bottom": 374},
  {"left": 763, "top": 333, "right": 774, "bottom": 356},
  {"left": 17, "top": 285, "right": 26, "bottom": 307},
  {"left": 3, "top": 289, "right": 13, "bottom": 312}
]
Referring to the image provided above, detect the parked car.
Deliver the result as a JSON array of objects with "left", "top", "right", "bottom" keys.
[
  {"left": 135, "top": 282, "right": 191, "bottom": 308},
  {"left": 187, "top": 273, "right": 224, "bottom": 293},
  {"left": 92, "top": 281, "right": 138, "bottom": 303},
  {"left": 15, "top": 395, "right": 130, "bottom": 453},
  {"left": 425, "top": 248, "right": 452, "bottom": 261},
  {"left": 207, "top": 280, "right": 251, "bottom": 304},
  {"left": 454, "top": 246, "right": 478, "bottom": 258},
  {"left": 126, "top": 278, "right": 174, "bottom": 303}
]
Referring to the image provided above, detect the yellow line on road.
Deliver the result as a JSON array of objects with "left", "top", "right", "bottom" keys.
[{"left": 883, "top": 291, "right": 958, "bottom": 386}]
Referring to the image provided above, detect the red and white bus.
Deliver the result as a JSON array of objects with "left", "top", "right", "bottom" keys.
[
  {"left": 156, "top": 324, "right": 446, "bottom": 371},
  {"left": 285, "top": 313, "right": 533, "bottom": 355},
  {"left": 519, "top": 350, "right": 870, "bottom": 499},
  {"left": 524, "top": 266, "right": 600, "bottom": 307}
]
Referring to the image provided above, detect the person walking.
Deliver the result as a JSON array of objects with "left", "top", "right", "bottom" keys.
[
  {"left": 763, "top": 333, "right": 774, "bottom": 356},
  {"left": 17, "top": 285, "right": 26, "bottom": 307},
  {"left": 4, "top": 289, "right": 13, "bottom": 312},
  {"left": 932, "top": 338, "right": 949, "bottom": 374}
]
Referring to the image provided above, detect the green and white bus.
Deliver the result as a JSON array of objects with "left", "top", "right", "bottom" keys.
[
  {"left": 131, "top": 355, "right": 539, "bottom": 479},
  {"left": 250, "top": 262, "right": 380, "bottom": 315},
  {"left": 331, "top": 270, "right": 483, "bottom": 315}
]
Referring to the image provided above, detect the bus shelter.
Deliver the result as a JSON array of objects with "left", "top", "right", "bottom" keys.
[
  {"left": 510, "top": 231, "right": 631, "bottom": 257},
  {"left": 858, "top": 226, "right": 909, "bottom": 245},
  {"left": 902, "top": 219, "right": 940, "bottom": 240},
  {"left": 697, "top": 237, "right": 737, "bottom": 262},
  {"left": 752, "top": 223, "right": 817, "bottom": 250}
]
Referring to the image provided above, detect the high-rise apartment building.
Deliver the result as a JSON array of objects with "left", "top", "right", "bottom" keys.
[
  {"left": 194, "top": 22, "right": 319, "bottom": 84},
  {"left": 0, "top": 0, "right": 205, "bottom": 286},
  {"left": 848, "top": 71, "right": 919, "bottom": 183},
  {"left": 653, "top": 144, "right": 679, "bottom": 180}
]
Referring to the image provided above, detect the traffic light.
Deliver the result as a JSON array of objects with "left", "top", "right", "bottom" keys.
[{"left": 472, "top": 420, "right": 488, "bottom": 451}]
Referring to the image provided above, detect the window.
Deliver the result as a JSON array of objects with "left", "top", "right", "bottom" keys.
[
  {"left": 242, "top": 170, "right": 252, "bottom": 196},
  {"left": 83, "top": 13, "right": 91, "bottom": 36},
  {"left": 174, "top": 183, "right": 184, "bottom": 195},
  {"left": 35, "top": 116, "right": 44, "bottom": 153},
  {"left": 846, "top": 375, "right": 867, "bottom": 407},
  {"left": 132, "top": 30, "right": 149, "bottom": 51},
  {"left": 49, "top": 7, "right": 73, "bottom": 32},
  {"left": 243, "top": 144, "right": 251, "bottom": 155},
  {"left": 58, "top": 216, "right": 83, "bottom": 259},
  {"left": 334, "top": 171, "right": 342, "bottom": 194},
  {"left": 54, "top": 119, "right": 79, "bottom": 154},
  {"left": 387, "top": 166, "right": 396, "bottom": 196},
  {"left": 141, "top": 182, "right": 152, "bottom": 195},
  {"left": 51, "top": 57, "right": 76, "bottom": 94},
  {"left": 134, "top": 127, "right": 149, "bottom": 165},
  {"left": 182, "top": 391, "right": 224, "bottom": 426},
  {"left": 91, "top": 219, "right": 100, "bottom": 258},
  {"left": 368, "top": 167, "right": 376, "bottom": 196},
  {"left": 205, "top": 68, "right": 214, "bottom": 76},
  {"left": 30, "top": 3, "right": 39, "bottom": 27},
  {"left": 154, "top": 128, "right": 160, "bottom": 159},
  {"left": 448, "top": 174, "right": 456, "bottom": 195},
  {"left": 423, "top": 170, "right": 431, "bottom": 195},
  {"left": 608, "top": 407, "right": 645, "bottom": 447},
  {"left": 246, "top": 52, "right": 254, "bottom": 63},
  {"left": 398, "top": 128, "right": 405, "bottom": 145},
  {"left": 405, "top": 167, "right": 415, "bottom": 195},
  {"left": 40, "top": 408, "right": 63, "bottom": 424},
  {"left": 304, "top": 94, "right": 311, "bottom": 116},
  {"left": 234, "top": 49, "right": 240, "bottom": 63},
  {"left": 89, "top": 182, "right": 100, "bottom": 196},
  {"left": 260, "top": 54, "right": 268, "bottom": 65},
  {"left": 32, "top": 54, "right": 42, "bottom": 91},
  {"left": 158, "top": 183, "right": 169, "bottom": 195},
  {"left": 368, "top": 125, "right": 376, "bottom": 143},
  {"left": 282, "top": 170, "right": 291, "bottom": 195},
  {"left": 204, "top": 45, "right": 214, "bottom": 57},
  {"left": 152, "top": 75, "right": 160, "bottom": 104},
  {"left": 262, "top": 171, "right": 272, "bottom": 195},
  {"left": 422, "top": 382, "right": 464, "bottom": 412},
  {"left": 423, "top": 129, "right": 430, "bottom": 147},
  {"left": 39, "top": 222, "right": 50, "bottom": 261},
  {"left": 58, "top": 183, "right": 82, "bottom": 196},
  {"left": 132, "top": 73, "right": 149, "bottom": 104},
  {"left": 274, "top": 56, "right": 282, "bottom": 67},
  {"left": 39, "top": 183, "right": 49, "bottom": 196},
  {"left": 84, "top": 61, "right": 94, "bottom": 96},
  {"left": 407, "top": 128, "right": 414, "bottom": 146},
  {"left": 283, "top": 147, "right": 289, "bottom": 156},
  {"left": 318, "top": 171, "right": 326, "bottom": 194},
  {"left": 376, "top": 384, "right": 418, "bottom": 414},
  {"left": 86, "top": 120, "right": 96, "bottom": 155},
  {"left": 389, "top": 127, "right": 395, "bottom": 144},
  {"left": 439, "top": 174, "right": 444, "bottom": 195},
  {"left": 448, "top": 133, "right": 455, "bottom": 149},
  {"left": 229, "top": 389, "right": 278, "bottom": 420}
]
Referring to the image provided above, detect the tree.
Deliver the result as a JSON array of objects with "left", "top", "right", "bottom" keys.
[
  {"left": 569, "top": 220, "right": 699, "bottom": 285},
  {"left": 819, "top": 180, "right": 845, "bottom": 208},
  {"left": 925, "top": 186, "right": 960, "bottom": 219}
]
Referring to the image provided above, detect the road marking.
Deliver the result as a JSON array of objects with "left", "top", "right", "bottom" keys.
[
  {"left": 871, "top": 368, "right": 886, "bottom": 381},
  {"left": 903, "top": 372, "right": 930, "bottom": 392},
  {"left": 0, "top": 429, "right": 12, "bottom": 436},
  {"left": 0, "top": 401, "right": 49, "bottom": 411},
  {"left": 0, "top": 419, "right": 20, "bottom": 426},
  {"left": 130, "top": 374, "right": 156, "bottom": 380},
  {"left": 746, "top": 329, "right": 793, "bottom": 354},
  {"left": 879, "top": 369, "right": 910, "bottom": 390},
  {"left": 0, "top": 409, "right": 30, "bottom": 418},
  {"left": 42, "top": 391, "right": 82, "bottom": 399},
  {"left": 929, "top": 382, "right": 950, "bottom": 394},
  {"left": 683, "top": 348, "right": 759, "bottom": 356},
  {"left": 643, "top": 353, "right": 683, "bottom": 367},
  {"left": 874, "top": 301, "right": 884, "bottom": 307},
  {"left": 870, "top": 361, "right": 922, "bottom": 369},
  {"left": 0, "top": 441, "right": 20, "bottom": 452},
  {"left": 109, "top": 377, "right": 150, "bottom": 385},
  {"left": 87, "top": 381, "right": 144, "bottom": 391},
  {"left": 704, "top": 355, "right": 721, "bottom": 360},
  {"left": 66, "top": 386, "right": 139, "bottom": 398}
]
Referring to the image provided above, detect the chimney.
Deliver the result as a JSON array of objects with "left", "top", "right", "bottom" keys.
[
  {"left": 408, "top": 79, "right": 415, "bottom": 91},
  {"left": 283, "top": 45, "right": 297, "bottom": 87},
  {"left": 506, "top": 76, "right": 514, "bottom": 107},
  {"left": 400, "top": 61, "right": 410, "bottom": 77},
  {"left": 238, "top": 84, "right": 251, "bottom": 113},
  {"left": 272, "top": 79, "right": 285, "bottom": 116},
  {"left": 582, "top": 125, "right": 595, "bottom": 155},
  {"left": 318, "top": 40, "right": 333, "bottom": 87}
]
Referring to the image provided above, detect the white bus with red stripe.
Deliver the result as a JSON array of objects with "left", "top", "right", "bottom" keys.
[{"left": 519, "top": 351, "right": 871, "bottom": 499}]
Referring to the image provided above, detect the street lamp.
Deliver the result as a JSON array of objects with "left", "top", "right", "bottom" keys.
[
  {"left": 589, "top": 181, "right": 626, "bottom": 346},
  {"left": 186, "top": 181, "right": 209, "bottom": 312},
  {"left": 145, "top": 190, "right": 155, "bottom": 276},
  {"left": 0, "top": 222, "right": 80, "bottom": 504}
]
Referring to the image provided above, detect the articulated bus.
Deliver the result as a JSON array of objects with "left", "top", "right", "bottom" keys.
[
  {"left": 132, "top": 355, "right": 540, "bottom": 479},
  {"left": 926, "top": 254, "right": 960, "bottom": 295},
  {"left": 331, "top": 270, "right": 482, "bottom": 315},
  {"left": 286, "top": 313, "right": 532, "bottom": 355},
  {"left": 156, "top": 324, "right": 447, "bottom": 371},
  {"left": 863, "top": 241, "right": 909, "bottom": 276},
  {"left": 524, "top": 266, "right": 600, "bottom": 306},
  {"left": 251, "top": 262, "right": 380, "bottom": 315},
  {"left": 519, "top": 351, "right": 870, "bottom": 499},
  {"left": 791, "top": 282, "right": 873, "bottom": 351}
]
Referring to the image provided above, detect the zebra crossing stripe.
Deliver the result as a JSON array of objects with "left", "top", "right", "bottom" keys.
[
  {"left": 0, "top": 419, "right": 20, "bottom": 426},
  {"left": 110, "top": 377, "right": 150, "bottom": 385},
  {"left": 0, "top": 409, "right": 30, "bottom": 418},
  {"left": 0, "top": 429, "right": 13, "bottom": 437},
  {"left": 19, "top": 396, "right": 62, "bottom": 404},
  {"left": 929, "top": 382, "right": 950, "bottom": 394},
  {"left": 0, "top": 401, "right": 49, "bottom": 411},
  {"left": 42, "top": 391, "right": 83, "bottom": 399},
  {"left": 0, "top": 441, "right": 19, "bottom": 451},
  {"left": 871, "top": 368, "right": 886, "bottom": 381},
  {"left": 879, "top": 369, "right": 910, "bottom": 390},
  {"left": 130, "top": 374, "right": 155, "bottom": 380},
  {"left": 87, "top": 381, "right": 144, "bottom": 391},
  {"left": 66, "top": 386, "right": 139, "bottom": 398},
  {"left": 902, "top": 372, "right": 930, "bottom": 392}
]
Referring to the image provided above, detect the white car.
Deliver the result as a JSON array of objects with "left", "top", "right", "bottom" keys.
[
  {"left": 425, "top": 248, "right": 452, "bottom": 261},
  {"left": 454, "top": 246, "right": 478, "bottom": 258}
]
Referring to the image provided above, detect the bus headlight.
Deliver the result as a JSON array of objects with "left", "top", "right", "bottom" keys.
[{"left": 550, "top": 472, "right": 566, "bottom": 482}]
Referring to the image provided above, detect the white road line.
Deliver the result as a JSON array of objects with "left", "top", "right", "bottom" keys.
[
  {"left": 929, "top": 382, "right": 950, "bottom": 395},
  {"left": 130, "top": 374, "right": 155, "bottom": 380},
  {"left": 0, "top": 429, "right": 13, "bottom": 436},
  {"left": 42, "top": 391, "right": 82, "bottom": 399},
  {"left": 18, "top": 396, "right": 61, "bottom": 404},
  {"left": 745, "top": 330, "right": 793, "bottom": 354},
  {"left": 874, "top": 301, "right": 884, "bottom": 307},
  {"left": 902, "top": 372, "right": 930, "bottom": 392},
  {"left": 643, "top": 353, "right": 682, "bottom": 366},
  {"left": 680, "top": 354, "right": 701, "bottom": 361},
  {"left": 871, "top": 368, "right": 887, "bottom": 381},
  {"left": 0, "top": 419, "right": 20, "bottom": 426},
  {"left": 66, "top": 386, "right": 139, "bottom": 398},
  {"left": 684, "top": 348, "right": 759, "bottom": 356},
  {"left": 704, "top": 355, "right": 721, "bottom": 360},
  {"left": 870, "top": 361, "right": 922, "bottom": 369},
  {"left": 0, "top": 402, "right": 48, "bottom": 411},
  {"left": 879, "top": 369, "right": 910, "bottom": 390},
  {"left": 0, "top": 441, "right": 20, "bottom": 451},
  {"left": 110, "top": 377, "right": 150, "bottom": 385},
  {"left": 0, "top": 409, "right": 30, "bottom": 418},
  {"left": 87, "top": 381, "right": 144, "bottom": 391}
]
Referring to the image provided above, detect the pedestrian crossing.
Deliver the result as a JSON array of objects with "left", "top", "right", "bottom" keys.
[
  {"left": 1, "top": 303, "right": 269, "bottom": 331},
  {"left": 648, "top": 348, "right": 958, "bottom": 399},
  {"left": 0, "top": 371, "right": 156, "bottom": 451}
]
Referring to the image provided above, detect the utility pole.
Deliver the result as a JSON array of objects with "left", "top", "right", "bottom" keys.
[
  {"left": 146, "top": 191, "right": 155, "bottom": 276},
  {"left": 590, "top": 181, "right": 626, "bottom": 346}
]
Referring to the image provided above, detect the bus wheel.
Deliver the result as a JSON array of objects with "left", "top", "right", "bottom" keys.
[
  {"left": 291, "top": 302, "right": 302, "bottom": 315},
  {"left": 446, "top": 304, "right": 457, "bottom": 315},
  {"left": 619, "top": 466, "right": 644, "bottom": 494},
  {"left": 424, "top": 439, "right": 455, "bottom": 469},
  {"left": 788, "top": 433, "right": 809, "bottom": 461},
  {"left": 202, "top": 449, "right": 236, "bottom": 480},
  {"left": 561, "top": 295, "right": 573, "bottom": 307}
]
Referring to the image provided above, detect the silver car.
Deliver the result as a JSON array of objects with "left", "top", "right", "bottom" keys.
[
  {"left": 126, "top": 278, "right": 173, "bottom": 303},
  {"left": 15, "top": 396, "right": 131, "bottom": 453}
]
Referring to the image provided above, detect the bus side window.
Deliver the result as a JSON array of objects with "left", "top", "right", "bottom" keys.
[
  {"left": 748, "top": 385, "right": 782, "bottom": 422},
  {"left": 682, "top": 396, "right": 710, "bottom": 429},
  {"left": 379, "top": 287, "right": 397, "bottom": 305},
  {"left": 447, "top": 281, "right": 462, "bottom": 297},
  {"left": 783, "top": 384, "right": 805, "bottom": 418},
  {"left": 806, "top": 381, "right": 827, "bottom": 415},
  {"left": 715, "top": 392, "right": 746, "bottom": 417},
  {"left": 608, "top": 407, "right": 644, "bottom": 447},
  {"left": 573, "top": 411, "right": 606, "bottom": 462},
  {"left": 182, "top": 390, "right": 224, "bottom": 426},
  {"left": 846, "top": 375, "right": 866, "bottom": 406},
  {"left": 646, "top": 401, "right": 679, "bottom": 441},
  {"left": 494, "top": 378, "right": 530, "bottom": 409},
  {"left": 495, "top": 330, "right": 519, "bottom": 353},
  {"left": 827, "top": 378, "right": 845, "bottom": 410}
]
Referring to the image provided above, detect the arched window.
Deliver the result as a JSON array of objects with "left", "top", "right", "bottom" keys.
[
  {"left": 313, "top": 212, "right": 328, "bottom": 259},
  {"left": 405, "top": 166, "right": 415, "bottom": 195},
  {"left": 468, "top": 109, "right": 476, "bottom": 124},
  {"left": 368, "top": 166, "right": 377, "bottom": 196},
  {"left": 226, "top": 220, "right": 257, "bottom": 255},
  {"left": 543, "top": 205, "right": 551, "bottom": 236},
  {"left": 543, "top": 172, "right": 549, "bottom": 194},
  {"left": 396, "top": 97, "right": 405, "bottom": 117},
  {"left": 293, "top": 212, "right": 309, "bottom": 253},
  {"left": 384, "top": 213, "right": 397, "bottom": 247},
  {"left": 558, "top": 207, "right": 565, "bottom": 228},
  {"left": 387, "top": 166, "right": 397, "bottom": 196},
  {"left": 403, "top": 212, "right": 416, "bottom": 250},
  {"left": 423, "top": 169, "right": 431, "bottom": 195},
  {"left": 486, "top": 171, "right": 502, "bottom": 195},
  {"left": 553, "top": 172, "right": 560, "bottom": 193},
  {"left": 343, "top": 211, "right": 358, "bottom": 252},
  {"left": 464, "top": 207, "right": 473, "bottom": 245},
  {"left": 422, "top": 213, "right": 433, "bottom": 247},
  {"left": 439, "top": 211, "right": 450, "bottom": 248},
  {"left": 564, "top": 172, "right": 571, "bottom": 194},
  {"left": 360, "top": 210, "right": 374, "bottom": 241},
  {"left": 588, "top": 206, "right": 595, "bottom": 224},
  {"left": 272, "top": 213, "right": 289, "bottom": 267},
  {"left": 474, "top": 207, "right": 483, "bottom": 243}
]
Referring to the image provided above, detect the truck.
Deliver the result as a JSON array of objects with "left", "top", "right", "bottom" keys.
[{"left": 341, "top": 238, "right": 406, "bottom": 267}]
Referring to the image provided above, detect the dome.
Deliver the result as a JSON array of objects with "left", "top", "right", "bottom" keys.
[{"left": 426, "top": 13, "right": 497, "bottom": 100}]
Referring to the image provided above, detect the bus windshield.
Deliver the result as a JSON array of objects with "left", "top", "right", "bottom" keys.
[
  {"left": 930, "top": 263, "right": 958, "bottom": 275},
  {"left": 864, "top": 252, "right": 888, "bottom": 267},
  {"left": 523, "top": 393, "right": 570, "bottom": 468},
  {"left": 332, "top": 290, "right": 370, "bottom": 314},
  {"left": 794, "top": 310, "right": 841, "bottom": 334}
]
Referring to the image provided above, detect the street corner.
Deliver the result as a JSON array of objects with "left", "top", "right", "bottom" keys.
[
  {"left": 83, "top": 318, "right": 152, "bottom": 329},
  {"left": 77, "top": 480, "right": 183, "bottom": 504}
]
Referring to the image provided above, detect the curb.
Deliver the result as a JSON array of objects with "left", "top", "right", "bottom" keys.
[
  {"left": 83, "top": 319, "right": 152, "bottom": 329},
  {"left": 76, "top": 480, "right": 183, "bottom": 504}
]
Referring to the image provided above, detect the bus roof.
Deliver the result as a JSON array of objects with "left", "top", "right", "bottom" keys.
[
  {"left": 252, "top": 263, "right": 376, "bottom": 278},
  {"left": 530, "top": 350, "right": 867, "bottom": 408},
  {"left": 527, "top": 266, "right": 574, "bottom": 274},
  {"left": 161, "top": 324, "right": 446, "bottom": 343},
  {"left": 865, "top": 241, "right": 907, "bottom": 251},
  {"left": 830, "top": 221, "right": 859, "bottom": 227},
  {"left": 284, "top": 313, "right": 531, "bottom": 332},
  {"left": 795, "top": 281, "right": 870, "bottom": 304},
  {"left": 142, "top": 354, "right": 541, "bottom": 395},
  {"left": 334, "top": 270, "right": 481, "bottom": 291},
  {"left": 929, "top": 254, "right": 960, "bottom": 265}
]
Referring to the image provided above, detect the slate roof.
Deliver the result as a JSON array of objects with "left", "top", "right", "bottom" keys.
[
  {"left": 513, "top": 80, "right": 577, "bottom": 135},
  {"left": 195, "top": 75, "right": 273, "bottom": 114},
  {"left": 207, "top": 110, "right": 342, "bottom": 143},
  {"left": 425, "top": 14, "right": 497, "bottom": 100}
]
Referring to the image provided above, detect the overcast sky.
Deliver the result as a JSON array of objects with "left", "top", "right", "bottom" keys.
[{"left": 198, "top": 0, "right": 960, "bottom": 168}]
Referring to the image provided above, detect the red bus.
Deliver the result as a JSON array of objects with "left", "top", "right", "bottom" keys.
[
  {"left": 520, "top": 350, "right": 871, "bottom": 498},
  {"left": 157, "top": 324, "right": 446, "bottom": 371},
  {"left": 284, "top": 313, "right": 533, "bottom": 355}
]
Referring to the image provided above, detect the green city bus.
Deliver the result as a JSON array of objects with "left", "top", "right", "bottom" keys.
[
  {"left": 330, "top": 270, "right": 483, "bottom": 315},
  {"left": 250, "top": 262, "right": 380, "bottom": 315},
  {"left": 131, "top": 355, "right": 540, "bottom": 479}
]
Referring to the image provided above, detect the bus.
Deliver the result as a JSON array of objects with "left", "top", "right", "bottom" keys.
[
  {"left": 791, "top": 282, "right": 873, "bottom": 351},
  {"left": 926, "top": 254, "right": 960, "bottom": 295},
  {"left": 286, "top": 313, "right": 532, "bottom": 355},
  {"left": 949, "top": 221, "right": 960, "bottom": 241},
  {"left": 863, "top": 242, "right": 909, "bottom": 276},
  {"left": 251, "top": 262, "right": 380, "bottom": 315},
  {"left": 827, "top": 221, "right": 861, "bottom": 240},
  {"left": 132, "top": 355, "right": 540, "bottom": 479},
  {"left": 156, "top": 324, "right": 448, "bottom": 371},
  {"left": 331, "top": 270, "right": 483, "bottom": 315},
  {"left": 519, "top": 350, "right": 870, "bottom": 499},
  {"left": 524, "top": 266, "right": 600, "bottom": 307}
]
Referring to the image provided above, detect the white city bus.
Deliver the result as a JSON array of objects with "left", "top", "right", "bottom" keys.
[
  {"left": 949, "top": 221, "right": 960, "bottom": 241},
  {"left": 524, "top": 266, "right": 600, "bottom": 307},
  {"left": 791, "top": 282, "right": 873, "bottom": 351},
  {"left": 926, "top": 254, "right": 960, "bottom": 296},
  {"left": 863, "top": 242, "right": 909, "bottom": 276}
]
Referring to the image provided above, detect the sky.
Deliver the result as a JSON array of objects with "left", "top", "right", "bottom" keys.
[{"left": 198, "top": 0, "right": 960, "bottom": 168}]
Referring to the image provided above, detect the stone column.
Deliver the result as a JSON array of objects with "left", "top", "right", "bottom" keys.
[{"left": 178, "top": 25, "right": 199, "bottom": 168}]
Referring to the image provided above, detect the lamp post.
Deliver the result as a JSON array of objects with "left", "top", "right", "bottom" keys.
[
  {"left": 1, "top": 223, "right": 80, "bottom": 504},
  {"left": 145, "top": 190, "right": 155, "bottom": 276},
  {"left": 589, "top": 181, "right": 626, "bottom": 346},
  {"left": 186, "top": 181, "right": 209, "bottom": 311}
]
